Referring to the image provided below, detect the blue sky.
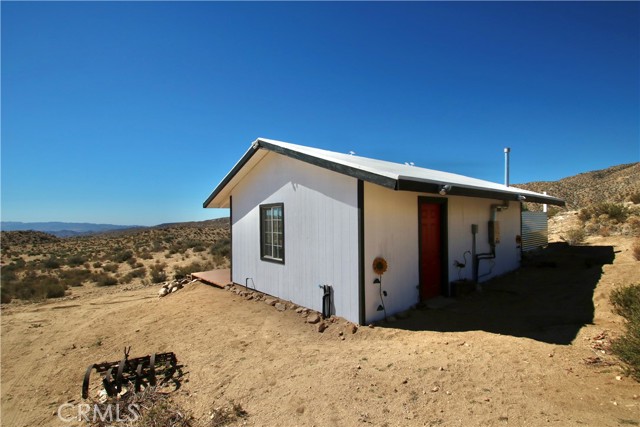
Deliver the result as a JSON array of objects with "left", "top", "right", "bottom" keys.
[{"left": 2, "top": 2, "right": 638, "bottom": 226}]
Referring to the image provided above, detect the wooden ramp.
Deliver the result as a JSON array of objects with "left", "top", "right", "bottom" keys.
[{"left": 191, "top": 269, "right": 231, "bottom": 288}]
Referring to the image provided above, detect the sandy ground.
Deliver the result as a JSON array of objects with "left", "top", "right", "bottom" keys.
[{"left": 2, "top": 235, "right": 640, "bottom": 427}]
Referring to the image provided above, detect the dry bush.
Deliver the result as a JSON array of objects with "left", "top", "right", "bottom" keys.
[
  {"left": 610, "top": 284, "right": 640, "bottom": 380},
  {"left": 174, "top": 261, "right": 212, "bottom": 280},
  {"left": 563, "top": 228, "right": 585, "bottom": 245},
  {"left": 208, "top": 401, "right": 248, "bottom": 427},
  {"left": 93, "top": 272, "right": 118, "bottom": 287},
  {"left": 633, "top": 238, "right": 640, "bottom": 261},
  {"left": 150, "top": 263, "right": 167, "bottom": 283},
  {"left": 87, "top": 387, "right": 194, "bottom": 427},
  {"left": 579, "top": 203, "right": 630, "bottom": 224}
]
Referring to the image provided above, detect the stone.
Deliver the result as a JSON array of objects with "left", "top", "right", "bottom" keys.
[
  {"left": 295, "top": 307, "right": 305, "bottom": 314},
  {"left": 171, "top": 287, "right": 179, "bottom": 293},
  {"left": 306, "top": 313, "right": 321, "bottom": 324},
  {"left": 348, "top": 324, "right": 358, "bottom": 334},
  {"left": 275, "top": 303, "right": 286, "bottom": 312},
  {"left": 264, "top": 298, "right": 277, "bottom": 306},
  {"left": 158, "top": 288, "right": 168, "bottom": 297},
  {"left": 317, "top": 322, "right": 327, "bottom": 333}
]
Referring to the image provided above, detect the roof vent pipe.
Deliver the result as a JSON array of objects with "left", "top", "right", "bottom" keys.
[{"left": 504, "top": 147, "right": 511, "bottom": 187}]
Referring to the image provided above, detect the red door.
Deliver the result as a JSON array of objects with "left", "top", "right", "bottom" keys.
[{"left": 420, "top": 202, "right": 442, "bottom": 300}]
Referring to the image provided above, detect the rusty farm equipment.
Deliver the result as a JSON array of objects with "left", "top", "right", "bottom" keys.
[{"left": 82, "top": 347, "right": 179, "bottom": 399}]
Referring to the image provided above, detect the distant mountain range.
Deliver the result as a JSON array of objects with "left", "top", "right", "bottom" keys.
[{"left": 0, "top": 221, "right": 142, "bottom": 237}]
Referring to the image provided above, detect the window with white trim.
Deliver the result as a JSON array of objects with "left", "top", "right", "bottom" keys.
[{"left": 260, "top": 203, "right": 284, "bottom": 263}]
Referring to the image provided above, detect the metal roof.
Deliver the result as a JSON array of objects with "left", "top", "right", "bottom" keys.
[{"left": 204, "top": 138, "right": 565, "bottom": 208}]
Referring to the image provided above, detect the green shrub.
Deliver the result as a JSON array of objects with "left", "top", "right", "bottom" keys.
[
  {"left": 123, "top": 267, "right": 147, "bottom": 283},
  {"left": 58, "top": 268, "right": 92, "bottom": 287},
  {"left": 43, "top": 257, "right": 61, "bottom": 269},
  {"left": 112, "top": 250, "right": 133, "bottom": 263},
  {"left": 12, "top": 273, "right": 67, "bottom": 300},
  {"left": 211, "top": 238, "right": 230, "bottom": 258},
  {"left": 610, "top": 284, "right": 640, "bottom": 380},
  {"left": 174, "top": 261, "right": 210, "bottom": 280},
  {"left": 46, "top": 282, "right": 67, "bottom": 298},
  {"left": 67, "top": 254, "right": 86, "bottom": 267},
  {"left": 93, "top": 273, "right": 118, "bottom": 287}
]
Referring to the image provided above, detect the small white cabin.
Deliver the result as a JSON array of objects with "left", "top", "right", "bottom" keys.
[{"left": 204, "top": 138, "right": 564, "bottom": 325}]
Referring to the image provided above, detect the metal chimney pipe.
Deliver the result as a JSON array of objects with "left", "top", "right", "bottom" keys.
[{"left": 504, "top": 147, "right": 511, "bottom": 186}]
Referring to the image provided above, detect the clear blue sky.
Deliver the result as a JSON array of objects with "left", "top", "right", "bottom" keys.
[{"left": 2, "top": 2, "right": 638, "bottom": 226}]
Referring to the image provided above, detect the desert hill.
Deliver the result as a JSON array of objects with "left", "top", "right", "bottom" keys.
[{"left": 514, "top": 162, "right": 639, "bottom": 210}]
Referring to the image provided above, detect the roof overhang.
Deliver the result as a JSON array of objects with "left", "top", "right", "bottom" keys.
[{"left": 204, "top": 138, "right": 566, "bottom": 208}]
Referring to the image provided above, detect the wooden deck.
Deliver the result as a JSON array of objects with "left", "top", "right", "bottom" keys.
[{"left": 191, "top": 269, "right": 231, "bottom": 288}]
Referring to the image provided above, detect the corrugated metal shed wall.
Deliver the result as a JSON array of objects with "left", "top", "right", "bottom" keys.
[{"left": 521, "top": 211, "right": 548, "bottom": 251}]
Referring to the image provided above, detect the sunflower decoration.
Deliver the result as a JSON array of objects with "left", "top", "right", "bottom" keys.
[{"left": 372, "top": 257, "right": 388, "bottom": 275}]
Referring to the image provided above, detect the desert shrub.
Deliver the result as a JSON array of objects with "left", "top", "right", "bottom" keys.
[
  {"left": 0, "top": 289, "right": 12, "bottom": 304},
  {"left": 111, "top": 250, "right": 133, "bottom": 263},
  {"left": 12, "top": 273, "right": 67, "bottom": 300},
  {"left": 546, "top": 206, "right": 562, "bottom": 219},
  {"left": 93, "top": 272, "right": 118, "bottom": 287},
  {"left": 579, "top": 203, "right": 630, "bottom": 224},
  {"left": 93, "top": 261, "right": 103, "bottom": 268},
  {"left": 598, "top": 226, "right": 611, "bottom": 237},
  {"left": 210, "top": 237, "right": 230, "bottom": 258},
  {"left": 123, "top": 267, "right": 147, "bottom": 283},
  {"left": 634, "top": 238, "right": 640, "bottom": 261},
  {"left": 150, "top": 263, "right": 167, "bottom": 284},
  {"left": 139, "top": 250, "right": 153, "bottom": 260},
  {"left": 45, "top": 282, "right": 67, "bottom": 298},
  {"left": 564, "top": 228, "right": 585, "bottom": 245},
  {"left": 628, "top": 192, "right": 640, "bottom": 204},
  {"left": 209, "top": 401, "right": 248, "bottom": 427},
  {"left": 67, "top": 254, "right": 86, "bottom": 267},
  {"left": 102, "top": 263, "right": 119, "bottom": 273},
  {"left": 58, "top": 268, "right": 93, "bottom": 287},
  {"left": 174, "top": 261, "right": 210, "bottom": 280},
  {"left": 610, "top": 284, "right": 640, "bottom": 380},
  {"left": 43, "top": 257, "right": 61, "bottom": 269}
]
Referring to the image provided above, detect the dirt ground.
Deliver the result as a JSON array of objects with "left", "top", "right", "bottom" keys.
[{"left": 2, "top": 235, "right": 640, "bottom": 427}]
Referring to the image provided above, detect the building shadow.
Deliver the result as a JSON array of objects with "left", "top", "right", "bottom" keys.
[{"left": 383, "top": 243, "right": 615, "bottom": 345}]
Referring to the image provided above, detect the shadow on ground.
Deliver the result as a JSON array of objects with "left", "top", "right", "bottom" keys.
[{"left": 385, "top": 243, "right": 615, "bottom": 345}]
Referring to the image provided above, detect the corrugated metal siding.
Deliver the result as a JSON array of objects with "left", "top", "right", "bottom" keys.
[{"left": 521, "top": 211, "right": 548, "bottom": 251}]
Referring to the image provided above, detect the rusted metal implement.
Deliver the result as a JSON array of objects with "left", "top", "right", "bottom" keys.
[{"left": 82, "top": 347, "right": 178, "bottom": 399}]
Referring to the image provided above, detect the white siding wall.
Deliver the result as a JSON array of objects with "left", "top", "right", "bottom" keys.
[
  {"left": 364, "top": 182, "right": 521, "bottom": 323},
  {"left": 447, "top": 198, "right": 521, "bottom": 282},
  {"left": 363, "top": 182, "right": 421, "bottom": 323},
  {"left": 231, "top": 152, "right": 360, "bottom": 323}
]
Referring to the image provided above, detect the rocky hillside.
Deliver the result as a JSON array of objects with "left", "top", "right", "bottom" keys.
[
  {"left": 514, "top": 162, "right": 640, "bottom": 210},
  {"left": 1, "top": 230, "right": 60, "bottom": 246}
]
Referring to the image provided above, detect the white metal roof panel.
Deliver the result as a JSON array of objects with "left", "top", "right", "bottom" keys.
[{"left": 204, "top": 138, "right": 565, "bottom": 208}]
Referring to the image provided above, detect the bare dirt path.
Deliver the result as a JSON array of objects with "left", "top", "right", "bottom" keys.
[{"left": 2, "top": 236, "right": 640, "bottom": 427}]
